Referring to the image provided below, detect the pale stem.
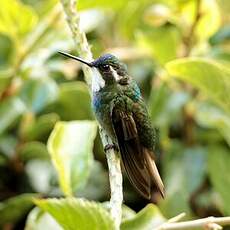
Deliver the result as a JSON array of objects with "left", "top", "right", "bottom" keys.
[
  {"left": 100, "top": 129, "right": 123, "bottom": 228},
  {"left": 59, "top": 0, "right": 123, "bottom": 228},
  {"left": 156, "top": 215, "right": 230, "bottom": 230}
]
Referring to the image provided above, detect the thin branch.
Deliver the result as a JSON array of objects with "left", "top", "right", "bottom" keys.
[
  {"left": 167, "top": 213, "right": 186, "bottom": 223},
  {"left": 100, "top": 129, "right": 123, "bottom": 228},
  {"left": 59, "top": 0, "right": 123, "bottom": 228},
  {"left": 183, "top": 0, "right": 202, "bottom": 57},
  {"left": 182, "top": 0, "right": 202, "bottom": 145},
  {"left": 59, "top": 0, "right": 93, "bottom": 87},
  {"left": 156, "top": 216, "right": 230, "bottom": 230}
]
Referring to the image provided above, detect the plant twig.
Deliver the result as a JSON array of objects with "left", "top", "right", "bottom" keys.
[
  {"left": 59, "top": 0, "right": 123, "bottom": 228},
  {"left": 100, "top": 129, "right": 123, "bottom": 228},
  {"left": 156, "top": 215, "right": 230, "bottom": 230},
  {"left": 167, "top": 212, "right": 186, "bottom": 223},
  {"left": 182, "top": 0, "right": 202, "bottom": 146},
  {"left": 59, "top": 0, "right": 93, "bottom": 87},
  {"left": 183, "top": 0, "right": 202, "bottom": 57}
]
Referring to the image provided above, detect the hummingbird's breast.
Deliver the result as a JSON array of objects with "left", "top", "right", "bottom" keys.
[
  {"left": 92, "top": 80, "right": 153, "bottom": 148},
  {"left": 92, "top": 86, "right": 120, "bottom": 141}
]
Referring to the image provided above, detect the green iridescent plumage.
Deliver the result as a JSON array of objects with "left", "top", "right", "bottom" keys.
[{"left": 59, "top": 51, "right": 165, "bottom": 199}]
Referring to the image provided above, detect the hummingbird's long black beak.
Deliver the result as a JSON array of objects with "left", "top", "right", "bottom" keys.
[{"left": 58, "top": 51, "right": 93, "bottom": 67}]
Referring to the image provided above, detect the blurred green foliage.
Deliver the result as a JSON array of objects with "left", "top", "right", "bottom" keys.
[{"left": 0, "top": 0, "right": 229, "bottom": 229}]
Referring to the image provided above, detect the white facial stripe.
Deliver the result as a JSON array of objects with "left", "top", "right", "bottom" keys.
[
  {"left": 110, "top": 66, "right": 121, "bottom": 81},
  {"left": 92, "top": 68, "right": 105, "bottom": 92}
]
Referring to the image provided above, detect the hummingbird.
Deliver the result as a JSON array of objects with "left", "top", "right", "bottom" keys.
[{"left": 59, "top": 51, "right": 165, "bottom": 199}]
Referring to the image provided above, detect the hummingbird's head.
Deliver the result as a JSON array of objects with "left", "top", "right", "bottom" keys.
[
  {"left": 58, "top": 52, "right": 128, "bottom": 89},
  {"left": 90, "top": 54, "right": 127, "bottom": 79}
]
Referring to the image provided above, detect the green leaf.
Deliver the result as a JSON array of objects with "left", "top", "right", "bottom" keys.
[
  {"left": 168, "top": 145, "right": 207, "bottom": 194},
  {"left": 25, "top": 160, "right": 58, "bottom": 194},
  {"left": 21, "top": 113, "right": 60, "bottom": 141},
  {"left": 0, "top": 134, "right": 17, "bottom": 159},
  {"left": 210, "top": 25, "right": 230, "bottom": 45},
  {"left": 143, "top": 4, "right": 171, "bottom": 27},
  {"left": 19, "top": 141, "right": 49, "bottom": 162},
  {"left": 0, "top": 0, "right": 38, "bottom": 39},
  {"left": 175, "top": 0, "right": 220, "bottom": 40},
  {"left": 25, "top": 207, "right": 62, "bottom": 230},
  {"left": 47, "top": 121, "right": 97, "bottom": 196},
  {"left": 207, "top": 47, "right": 230, "bottom": 65},
  {"left": 160, "top": 190, "right": 190, "bottom": 218},
  {"left": 149, "top": 82, "right": 190, "bottom": 127},
  {"left": 35, "top": 198, "right": 115, "bottom": 230},
  {"left": 49, "top": 82, "right": 93, "bottom": 120},
  {"left": 160, "top": 142, "right": 207, "bottom": 217},
  {"left": 19, "top": 78, "right": 58, "bottom": 113},
  {"left": 208, "top": 145, "right": 230, "bottom": 215},
  {"left": 26, "top": 0, "right": 58, "bottom": 17},
  {"left": 76, "top": 161, "right": 109, "bottom": 200},
  {"left": 121, "top": 204, "right": 165, "bottom": 230},
  {"left": 195, "top": 102, "right": 230, "bottom": 145},
  {"left": 21, "top": 7, "right": 72, "bottom": 71},
  {"left": 0, "top": 96, "right": 26, "bottom": 135},
  {"left": 166, "top": 58, "right": 230, "bottom": 114},
  {"left": 117, "top": 2, "right": 146, "bottom": 39},
  {"left": 121, "top": 205, "right": 136, "bottom": 222},
  {"left": 0, "top": 193, "right": 38, "bottom": 226},
  {"left": 137, "top": 25, "right": 181, "bottom": 65},
  {"left": 78, "top": 0, "right": 128, "bottom": 11},
  {"left": 195, "top": 0, "right": 221, "bottom": 40},
  {"left": 0, "top": 154, "right": 7, "bottom": 166},
  {"left": 0, "top": 34, "right": 13, "bottom": 67},
  {"left": 0, "top": 69, "right": 12, "bottom": 94},
  {"left": 79, "top": 10, "right": 105, "bottom": 34}
]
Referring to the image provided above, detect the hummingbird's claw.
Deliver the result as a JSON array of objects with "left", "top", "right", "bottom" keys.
[{"left": 104, "top": 144, "right": 119, "bottom": 152}]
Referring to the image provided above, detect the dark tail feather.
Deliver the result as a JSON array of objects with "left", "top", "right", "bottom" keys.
[
  {"left": 120, "top": 139, "right": 151, "bottom": 199},
  {"left": 112, "top": 111, "right": 151, "bottom": 199},
  {"left": 111, "top": 109, "right": 164, "bottom": 199}
]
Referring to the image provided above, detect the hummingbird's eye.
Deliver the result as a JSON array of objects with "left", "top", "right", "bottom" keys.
[{"left": 101, "top": 64, "right": 110, "bottom": 71}]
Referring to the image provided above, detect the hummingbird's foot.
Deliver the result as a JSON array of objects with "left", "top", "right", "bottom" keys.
[{"left": 104, "top": 144, "right": 119, "bottom": 152}]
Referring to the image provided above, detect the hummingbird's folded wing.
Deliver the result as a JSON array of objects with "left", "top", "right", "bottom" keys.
[{"left": 111, "top": 108, "right": 152, "bottom": 199}]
